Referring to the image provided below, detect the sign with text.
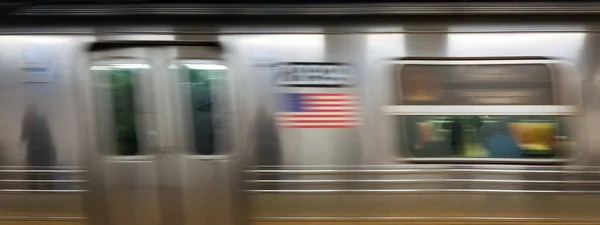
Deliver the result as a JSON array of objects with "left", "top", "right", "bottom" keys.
[
  {"left": 22, "top": 45, "right": 54, "bottom": 83},
  {"left": 396, "top": 64, "right": 554, "bottom": 105},
  {"left": 275, "top": 63, "right": 353, "bottom": 87}
]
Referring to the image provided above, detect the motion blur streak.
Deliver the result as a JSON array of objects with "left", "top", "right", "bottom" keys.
[{"left": 2, "top": 2, "right": 600, "bottom": 225}]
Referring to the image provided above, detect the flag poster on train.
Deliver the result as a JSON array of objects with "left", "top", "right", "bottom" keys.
[
  {"left": 276, "top": 92, "right": 360, "bottom": 128},
  {"left": 274, "top": 62, "right": 359, "bottom": 129}
]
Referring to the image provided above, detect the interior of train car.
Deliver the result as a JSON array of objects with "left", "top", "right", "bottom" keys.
[{"left": 2, "top": 1, "right": 600, "bottom": 225}]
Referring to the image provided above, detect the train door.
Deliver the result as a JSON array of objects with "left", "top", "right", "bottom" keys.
[{"left": 84, "top": 41, "right": 236, "bottom": 225}]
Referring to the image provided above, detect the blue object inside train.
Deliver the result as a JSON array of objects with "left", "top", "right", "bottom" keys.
[{"left": 483, "top": 134, "right": 522, "bottom": 158}]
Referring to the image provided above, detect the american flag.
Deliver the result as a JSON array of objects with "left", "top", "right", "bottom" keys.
[{"left": 276, "top": 93, "right": 360, "bottom": 128}]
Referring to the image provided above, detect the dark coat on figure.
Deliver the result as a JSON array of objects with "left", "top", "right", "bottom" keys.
[{"left": 21, "top": 110, "right": 56, "bottom": 167}]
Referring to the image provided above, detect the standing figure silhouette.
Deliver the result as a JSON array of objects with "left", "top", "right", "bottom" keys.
[
  {"left": 21, "top": 104, "right": 56, "bottom": 190},
  {"left": 443, "top": 116, "right": 483, "bottom": 156}
]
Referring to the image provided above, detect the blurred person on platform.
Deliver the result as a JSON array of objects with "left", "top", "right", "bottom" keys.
[{"left": 21, "top": 104, "right": 56, "bottom": 190}]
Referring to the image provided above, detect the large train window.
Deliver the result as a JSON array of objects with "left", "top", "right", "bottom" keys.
[
  {"left": 170, "top": 61, "right": 230, "bottom": 155},
  {"left": 400, "top": 115, "right": 572, "bottom": 158},
  {"left": 90, "top": 62, "right": 152, "bottom": 156},
  {"left": 385, "top": 59, "right": 579, "bottom": 161}
]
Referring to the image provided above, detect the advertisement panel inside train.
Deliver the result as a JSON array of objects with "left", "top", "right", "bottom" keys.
[{"left": 396, "top": 64, "right": 554, "bottom": 105}]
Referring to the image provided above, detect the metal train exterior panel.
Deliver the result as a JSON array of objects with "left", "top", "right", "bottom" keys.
[{"left": 0, "top": 4, "right": 600, "bottom": 225}]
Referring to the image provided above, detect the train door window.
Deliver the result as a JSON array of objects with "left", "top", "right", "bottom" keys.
[
  {"left": 170, "top": 61, "right": 230, "bottom": 155},
  {"left": 385, "top": 59, "right": 579, "bottom": 161},
  {"left": 90, "top": 62, "right": 152, "bottom": 156}
]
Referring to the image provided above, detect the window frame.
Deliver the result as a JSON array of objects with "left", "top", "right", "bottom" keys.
[
  {"left": 382, "top": 58, "right": 583, "bottom": 164},
  {"left": 167, "top": 59, "right": 234, "bottom": 158},
  {"left": 89, "top": 58, "right": 156, "bottom": 160}
]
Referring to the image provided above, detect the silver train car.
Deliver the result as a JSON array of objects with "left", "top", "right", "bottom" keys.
[{"left": 2, "top": 2, "right": 600, "bottom": 225}]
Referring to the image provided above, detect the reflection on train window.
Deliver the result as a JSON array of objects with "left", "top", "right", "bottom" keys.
[
  {"left": 172, "top": 63, "right": 229, "bottom": 155},
  {"left": 90, "top": 63, "right": 150, "bottom": 156},
  {"left": 396, "top": 64, "right": 554, "bottom": 105},
  {"left": 402, "top": 115, "right": 573, "bottom": 158}
]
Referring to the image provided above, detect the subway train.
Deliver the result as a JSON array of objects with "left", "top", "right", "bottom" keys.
[{"left": 3, "top": 2, "right": 600, "bottom": 225}]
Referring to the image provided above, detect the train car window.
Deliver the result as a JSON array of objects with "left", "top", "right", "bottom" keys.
[
  {"left": 171, "top": 62, "right": 230, "bottom": 155},
  {"left": 389, "top": 61, "right": 578, "bottom": 160},
  {"left": 401, "top": 115, "right": 572, "bottom": 158},
  {"left": 90, "top": 63, "right": 151, "bottom": 156}
]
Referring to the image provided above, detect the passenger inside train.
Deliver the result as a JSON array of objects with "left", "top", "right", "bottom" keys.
[{"left": 407, "top": 115, "right": 566, "bottom": 158}]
